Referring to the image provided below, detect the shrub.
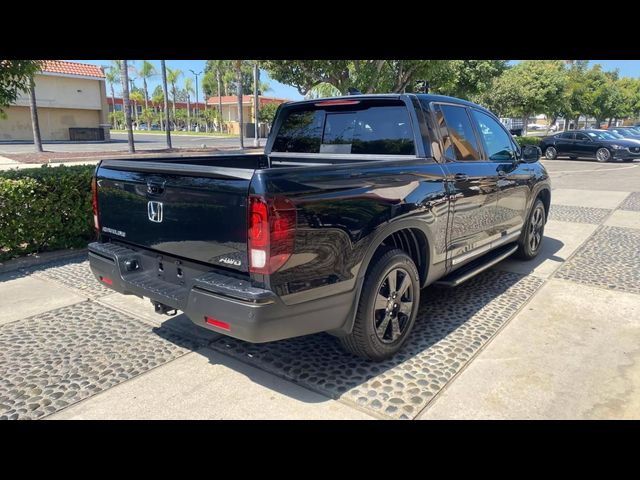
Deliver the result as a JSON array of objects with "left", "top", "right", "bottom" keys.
[
  {"left": 514, "top": 136, "right": 542, "bottom": 147},
  {"left": 0, "top": 164, "right": 96, "bottom": 261}
]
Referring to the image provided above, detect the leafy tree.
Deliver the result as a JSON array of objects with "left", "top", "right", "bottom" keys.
[
  {"left": 436, "top": 60, "right": 509, "bottom": 100},
  {"left": 0, "top": 60, "right": 43, "bottom": 117},
  {"left": 129, "top": 90, "right": 144, "bottom": 123},
  {"left": 618, "top": 77, "right": 640, "bottom": 120},
  {"left": 582, "top": 65, "right": 625, "bottom": 127},
  {"left": 478, "top": 60, "right": 566, "bottom": 135},
  {"left": 304, "top": 82, "right": 341, "bottom": 99},
  {"left": 262, "top": 60, "right": 451, "bottom": 95},
  {"left": 258, "top": 102, "right": 280, "bottom": 127}
]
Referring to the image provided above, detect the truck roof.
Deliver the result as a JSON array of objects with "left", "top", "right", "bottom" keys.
[{"left": 286, "top": 93, "right": 492, "bottom": 114}]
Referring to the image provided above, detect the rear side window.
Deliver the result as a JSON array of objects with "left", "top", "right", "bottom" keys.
[
  {"left": 559, "top": 132, "right": 574, "bottom": 139},
  {"left": 272, "top": 102, "right": 415, "bottom": 155},
  {"left": 435, "top": 104, "right": 481, "bottom": 161}
]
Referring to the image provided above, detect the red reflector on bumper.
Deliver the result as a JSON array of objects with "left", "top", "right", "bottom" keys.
[
  {"left": 100, "top": 276, "right": 113, "bottom": 285},
  {"left": 205, "top": 316, "right": 230, "bottom": 331}
]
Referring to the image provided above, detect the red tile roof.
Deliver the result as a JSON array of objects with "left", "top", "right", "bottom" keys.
[{"left": 41, "top": 60, "right": 105, "bottom": 79}]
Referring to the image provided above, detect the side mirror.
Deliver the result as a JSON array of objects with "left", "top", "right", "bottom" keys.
[{"left": 521, "top": 145, "right": 541, "bottom": 163}]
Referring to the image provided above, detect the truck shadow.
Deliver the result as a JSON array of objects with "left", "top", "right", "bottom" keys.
[{"left": 152, "top": 239, "right": 562, "bottom": 412}]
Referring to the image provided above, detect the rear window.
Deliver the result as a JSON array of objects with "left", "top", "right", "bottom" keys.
[{"left": 272, "top": 102, "right": 415, "bottom": 155}]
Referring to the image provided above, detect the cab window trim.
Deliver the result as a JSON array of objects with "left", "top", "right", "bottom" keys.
[{"left": 430, "top": 101, "right": 486, "bottom": 163}]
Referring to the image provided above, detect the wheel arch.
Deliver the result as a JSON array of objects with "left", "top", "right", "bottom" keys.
[{"left": 328, "top": 219, "right": 433, "bottom": 337}]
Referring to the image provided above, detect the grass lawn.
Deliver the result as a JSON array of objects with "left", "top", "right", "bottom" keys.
[{"left": 110, "top": 129, "right": 237, "bottom": 138}]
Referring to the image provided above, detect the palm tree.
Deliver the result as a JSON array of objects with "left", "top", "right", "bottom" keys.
[
  {"left": 28, "top": 75, "right": 43, "bottom": 152},
  {"left": 166, "top": 67, "right": 182, "bottom": 128},
  {"left": 120, "top": 60, "right": 135, "bottom": 153},
  {"left": 235, "top": 60, "right": 244, "bottom": 149},
  {"left": 129, "top": 91, "right": 144, "bottom": 127},
  {"left": 104, "top": 65, "right": 119, "bottom": 128},
  {"left": 151, "top": 87, "right": 164, "bottom": 131},
  {"left": 138, "top": 60, "right": 156, "bottom": 112},
  {"left": 184, "top": 77, "right": 194, "bottom": 131},
  {"left": 161, "top": 60, "right": 172, "bottom": 148}
]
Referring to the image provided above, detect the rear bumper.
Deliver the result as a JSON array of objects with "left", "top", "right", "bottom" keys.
[{"left": 88, "top": 242, "right": 354, "bottom": 343}]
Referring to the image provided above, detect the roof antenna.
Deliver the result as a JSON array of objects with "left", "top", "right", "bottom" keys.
[{"left": 347, "top": 87, "right": 362, "bottom": 95}]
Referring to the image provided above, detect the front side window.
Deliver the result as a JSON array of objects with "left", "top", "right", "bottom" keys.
[
  {"left": 559, "top": 132, "right": 574, "bottom": 139},
  {"left": 435, "top": 104, "right": 481, "bottom": 161},
  {"left": 575, "top": 133, "right": 590, "bottom": 141},
  {"left": 471, "top": 110, "right": 516, "bottom": 162}
]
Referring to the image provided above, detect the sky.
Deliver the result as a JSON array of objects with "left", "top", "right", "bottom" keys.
[{"left": 72, "top": 60, "right": 640, "bottom": 101}]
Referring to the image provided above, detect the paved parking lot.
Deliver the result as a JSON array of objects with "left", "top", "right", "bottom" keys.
[
  {"left": 1, "top": 159, "right": 639, "bottom": 420},
  {"left": 0, "top": 132, "right": 241, "bottom": 154}
]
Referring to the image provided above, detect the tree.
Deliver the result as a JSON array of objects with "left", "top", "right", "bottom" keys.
[
  {"left": 262, "top": 60, "right": 450, "bottom": 95},
  {"left": 304, "top": 82, "right": 341, "bottom": 99},
  {"left": 583, "top": 65, "right": 625, "bottom": 128},
  {"left": 166, "top": 67, "right": 182, "bottom": 125},
  {"left": 104, "top": 62, "right": 120, "bottom": 125},
  {"left": 478, "top": 60, "right": 567, "bottom": 135},
  {"left": 184, "top": 77, "right": 194, "bottom": 131},
  {"left": 259, "top": 102, "right": 280, "bottom": 128},
  {"left": 129, "top": 90, "right": 144, "bottom": 125},
  {"left": 436, "top": 60, "right": 509, "bottom": 100},
  {"left": 138, "top": 60, "right": 156, "bottom": 110},
  {"left": 28, "top": 76, "right": 43, "bottom": 152},
  {"left": 235, "top": 60, "right": 244, "bottom": 149},
  {"left": 201, "top": 108, "right": 220, "bottom": 133},
  {"left": 151, "top": 85, "right": 164, "bottom": 130},
  {"left": 160, "top": 60, "right": 172, "bottom": 148},
  {"left": 120, "top": 60, "right": 135, "bottom": 153},
  {"left": 618, "top": 77, "right": 640, "bottom": 120},
  {"left": 0, "top": 60, "right": 43, "bottom": 117}
]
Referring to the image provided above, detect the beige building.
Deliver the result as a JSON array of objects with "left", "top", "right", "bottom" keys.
[{"left": 0, "top": 60, "right": 110, "bottom": 141}]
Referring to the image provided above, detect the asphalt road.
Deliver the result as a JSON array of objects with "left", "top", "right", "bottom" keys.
[{"left": 0, "top": 132, "right": 249, "bottom": 154}]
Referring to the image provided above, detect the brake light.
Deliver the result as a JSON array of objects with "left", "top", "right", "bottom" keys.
[
  {"left": 248, "top": 195, "right": 296, "bottom": 274},
  {"left": 205, "top": 316, "right": 230, "bottom": 331},
  {"left": 91, "top": 176, "right": 99, "bottom": 234},
  {"left": 99, "top": 276, "right": 112, "bottom": 285},
  {"left": 314, "top": 99, "right": 361, "bottom": 106}
]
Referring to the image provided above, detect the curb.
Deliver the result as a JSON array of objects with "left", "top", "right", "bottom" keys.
[{"left": 0, "top": 248, "right": 88, "bottom": 274}]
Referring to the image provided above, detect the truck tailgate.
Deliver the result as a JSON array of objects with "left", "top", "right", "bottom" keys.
[{"left": 96, "top": 159, "right": 255, "bottom": 273}]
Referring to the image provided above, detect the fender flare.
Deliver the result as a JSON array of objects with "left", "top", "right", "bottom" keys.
[{"left": 329, "top": 218, "right": 434, "bottom": 337}]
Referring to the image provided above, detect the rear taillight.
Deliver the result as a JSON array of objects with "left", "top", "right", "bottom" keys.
[
  {"left": 91, "top": 176, "right": 99, "bottom": 234},
  {"left": 248, "top": 195, "right": 296, "bottom": 274}
]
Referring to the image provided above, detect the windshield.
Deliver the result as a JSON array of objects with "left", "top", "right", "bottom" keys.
[
  {"left": 586, "top": 131, "right": 617, "bottom": 140},
  {"left": 611, "top": 129, "right": 633, "bottom": 138},
  {"left": 608, "top": 130, "right": 626, "bottom": 139}
]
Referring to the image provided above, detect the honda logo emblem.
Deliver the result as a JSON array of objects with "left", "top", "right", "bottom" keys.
[{"left": 148, "top": 201, "right": 163, "bottom": 223}]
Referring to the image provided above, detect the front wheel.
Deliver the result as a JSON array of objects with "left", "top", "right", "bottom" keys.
[
  {"left": 596, "top": 147, "right": 611, "bottom": 163},
  {"left": 544, "top": 146, "right": 557, "bottom": 159},
  {"left": 339, "top": 248, "right": 420, "bottom": 361},
  {"left": 515, "top": 199, "right": 546, "bottom": 260}
]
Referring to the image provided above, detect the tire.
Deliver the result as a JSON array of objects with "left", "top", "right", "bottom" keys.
[
  {"left": 596, "top": 147, "right": 611, "bottom": 163},
  {"left": 515, "top": 199, "right": 546, "bottom": 260},
  {"left": 544, "top": 146, "right": 557, "bottom": 160},
  {"left": 339, "top": 248, "right": 420, "bottom": 361}
]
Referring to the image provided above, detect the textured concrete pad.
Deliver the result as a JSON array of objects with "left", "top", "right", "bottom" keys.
[
  {"left": 419, "top": 279, "right": 640, "bottom": 420},
  {"left": 551, "top": 188, "right": 629, "bottom": 209},
  {"left": 494, "top": 220, "right": 598, "bottom": 279},
  {"left": 605, "top": 210, "right": 640, "bottom": 230},
  {"left": 98, "top": 293, "right": 221, "bottom": 344},
  {"left": 50, "top": 348, "right": 373, "bottom": 420},
  {"left": 0, "top": 275, "right": 86, "bottom": 326},
  {"left": 619, "top": 192, "right": 640, "bottom": 212}
]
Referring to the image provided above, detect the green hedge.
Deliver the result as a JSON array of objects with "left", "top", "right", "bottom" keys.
[
  {"left": 0, "top": 164, "right": 96, "bottom": 261},
  {"left": 514, "top": 136, "right": 542, "bottom": 147}
]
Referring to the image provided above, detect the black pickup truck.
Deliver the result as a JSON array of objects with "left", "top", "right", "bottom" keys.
[{"left": 89, "top": 94, "right": 551, "bottom": 360}]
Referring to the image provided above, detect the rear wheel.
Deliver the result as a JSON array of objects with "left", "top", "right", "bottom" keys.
[
  {"left": 596, "top": 147, "right": 611, "bottom": 163},
  {"left": 515, "top": 199, "right": 546, "bottom": 260},
  {"left": 544, "top": 146, "right": 557, "bottom": 159},
  {"left": 339, "top": 248, "right": 420, "bottom": 361}
]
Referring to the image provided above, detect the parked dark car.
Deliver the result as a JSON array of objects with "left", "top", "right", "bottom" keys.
[
  {"left": 89, "top": 94, "right": 551, "bottom": 360},
  {"left": 540, "top": 129, "right": 640, "bottom": 162}
]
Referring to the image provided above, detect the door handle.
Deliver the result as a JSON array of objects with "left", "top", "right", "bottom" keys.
[{"left": 454, "top": 173, "right": 468, "bottom": 181}]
